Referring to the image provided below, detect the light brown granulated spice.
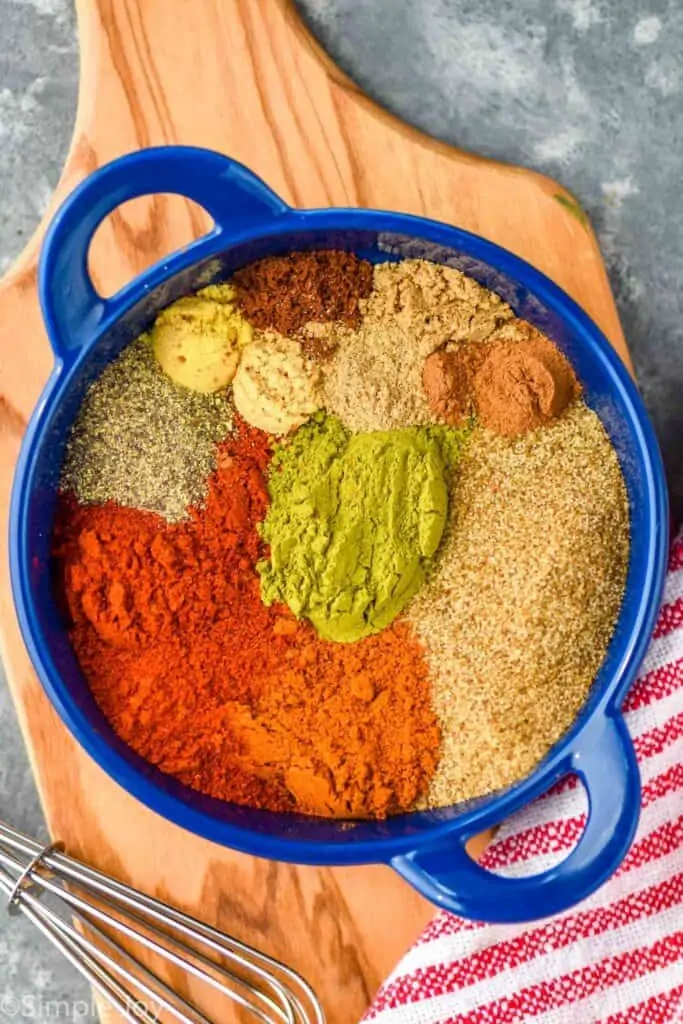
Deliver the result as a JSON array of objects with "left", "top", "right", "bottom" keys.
[
  {"left": 320, "top": 260, "right": 513, "bottom": 433},
  {"left": 407, "top": 402, "right": 630, "bottom": 808},
  {"left": 364, "top": 259, "right": 513, "bottom": 344}
]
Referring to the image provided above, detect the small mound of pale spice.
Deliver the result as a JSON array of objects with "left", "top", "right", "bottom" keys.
[
  {"left": 407, "top": 402, "right": 630, "bottom": 808},
  {"left": 61, "top": 336, "right": 234, "bottom": 521}
]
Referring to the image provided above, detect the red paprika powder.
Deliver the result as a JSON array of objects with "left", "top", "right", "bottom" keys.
[{"left": 54, "top": 421, "right": 440, "bottom": 819}]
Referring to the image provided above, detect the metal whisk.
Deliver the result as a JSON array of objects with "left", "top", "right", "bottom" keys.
[{"left": 0, "top": 820, "right": 325, "bottom": 1024}]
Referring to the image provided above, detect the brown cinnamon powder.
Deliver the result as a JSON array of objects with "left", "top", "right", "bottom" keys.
[
  {"left": 474, "top": 322, "right": 580, "bottom": 436},
  {"left": 422, "top": 346, "right": 484, "bottom": 426}
]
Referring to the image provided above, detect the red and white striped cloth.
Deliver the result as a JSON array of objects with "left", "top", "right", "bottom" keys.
[{"left": 364, "top": 533, "right": 683, "bottom": 1024}]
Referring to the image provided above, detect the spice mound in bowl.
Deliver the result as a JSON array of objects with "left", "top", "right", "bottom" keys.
[{"left": 53, "top": 252, "right": 630, "bottom": 820}]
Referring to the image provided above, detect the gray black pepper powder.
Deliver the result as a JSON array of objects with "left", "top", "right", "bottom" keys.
[{"left": 61, "top": 336, "right": 234, "bottom": 521}]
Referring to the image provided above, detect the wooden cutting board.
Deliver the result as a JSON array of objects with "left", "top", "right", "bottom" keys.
[{"left": 0, "top": 1, "right": 632, "bottom": 1020}]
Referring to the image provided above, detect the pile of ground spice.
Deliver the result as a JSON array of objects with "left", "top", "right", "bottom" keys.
[
  {"left": 422, "top": 320, "right": 580, "bottom": 435},
  {"left": 422, "top": 346, "right": 482, "bottom": 426},
  {"left": 407, "top": 403, "right": 630, "bottom": 807},
  {"left": 232, "top": 330, "right": 322, "bottom": 434},
  {"left": 233, "top": 251, "right": 374, "bottom": 336},
  {"left": 258, "top": 412, "right": 463, "bottom": 642},
  {"left": 61, "top": 336, "right": 234, "bottom": 521},
  {"left": 320, "top": 259, "right": 513, "bottom": 433},
  {"left": 54, "top": 421, "right": 440, "bottom": 819},
  {"left": 474, "top": 327, "right": 579, "bottom": 435}
]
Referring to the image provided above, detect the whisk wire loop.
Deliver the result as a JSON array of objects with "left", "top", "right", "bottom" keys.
[
  {"left": 6, "top": 839, "right": 64, "bottom": 913},
  {"left": 0, "top": 820, "right": 324, "bottom": 1024}
]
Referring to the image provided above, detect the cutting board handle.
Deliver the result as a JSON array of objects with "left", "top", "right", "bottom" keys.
[
  {"left": 392, "top": 711, "right": 640, "bottom": 923},
  {"left": 38, "top": 146, "right": 290, "bottom": 359}
]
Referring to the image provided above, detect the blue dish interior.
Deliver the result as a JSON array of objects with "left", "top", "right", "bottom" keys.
[{"left": 21, "top": 226, "right": 660, "bottom": 852}]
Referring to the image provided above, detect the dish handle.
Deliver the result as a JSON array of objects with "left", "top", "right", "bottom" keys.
[
  {"left": 38, "top": 146, "right": 290, "bottom": 359},
  {"left": 392, "top": 712, "right": 640, "bottom": 923}
]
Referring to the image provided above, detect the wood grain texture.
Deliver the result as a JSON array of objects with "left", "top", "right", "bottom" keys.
[{"left": 0, "top": 1, "right": 630, "bottom": 1020}]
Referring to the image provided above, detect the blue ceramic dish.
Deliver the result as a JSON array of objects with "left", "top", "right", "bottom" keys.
[{"left": 10, "top": 147, "right": 669, "bottom": 924}]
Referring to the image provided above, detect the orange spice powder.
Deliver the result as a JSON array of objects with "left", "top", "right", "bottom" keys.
[{"left": 53, "top": 421, "right": 440, "bottom": 819}]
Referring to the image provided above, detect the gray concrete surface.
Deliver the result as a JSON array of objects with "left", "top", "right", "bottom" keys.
[{"left": 1, "top": 0, "right": 682, "bottom": 1016}]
